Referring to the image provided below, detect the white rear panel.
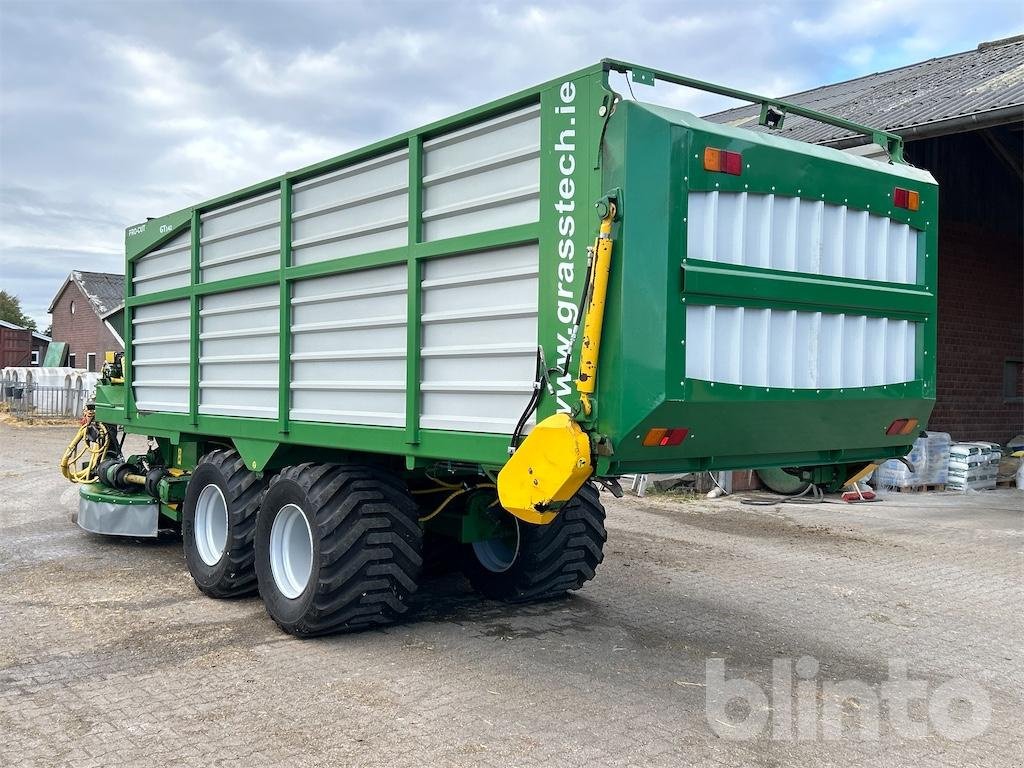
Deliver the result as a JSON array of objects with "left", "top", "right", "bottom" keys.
[
  {"left": 685, "top": 305, "right": 917, "bottom": 389},
  {"left": 422, "top": 105, "right": 540, "bottom": 242},
  {"left": 200, "top": 191, "right": 281, "bottom": 283},
  {"left": 133, "top": 230, "right": 191, "bottom": 296},
  {"left": 419, "top": 244, "right": 538, "bottom": 433},
  {"left": 290, "top": 264, "right": 407, "bottom": 427},
  {"left": 132, "top": 299, "right": 190, "bottom": 413},
  {"left": 292, "top": 150, "right": 409, "bottom": 267},
  {"left": 199, "top": 285, "right": 279, "bottom": 418},
  {"left": 687, "top": 192, "right": 920, "bottom": 284}
]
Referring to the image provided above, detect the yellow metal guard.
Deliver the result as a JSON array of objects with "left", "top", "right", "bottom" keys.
[
  {"left": 497, "top": 203, "right": 616, "bottom": 524},
  {"left": 497, "top": 413, "right": 593, "bottom": 524}
]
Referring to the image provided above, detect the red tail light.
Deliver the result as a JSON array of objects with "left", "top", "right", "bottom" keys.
[
  {"left": 643, "top": 427, "right": 689, "bottom": 447},
  {"left": 704, "top": 147, "right": 742, "bottom": 176},
  {"left": 893, "top": 187, "right": 920, "bottom": 211},
  {"left": 886, "top": 418, "right": 919, "bottom": 436}
]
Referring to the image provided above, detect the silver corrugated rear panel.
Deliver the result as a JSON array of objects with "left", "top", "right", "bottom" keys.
[
  {"left": 132, "top": 230, "right": 191, "bottom": 296},
  {"left": 291, "top": 150, "right": 409, "bottom": 267},
  {"left": 132, "top": 299, "right": 190, "bottom": 413},
  {"left": 199, "top": 284, "right": 279, "bottom": 418},
  {"left": 419, "top": 244, "right": 538, "bottom": 433},
  {"left": 200, "top": 191, "right": 281, "bottom": 283},
  {"left": 687, "top": 192, "right": 920, "bottom": 284},
  {"left": 290, "top": 264, "right": 407, "bottom": 427},
  {"left": 422, "top": 104, "right": 540, "bottom": 242},
  {"left": 685, "top": 305, "right": 917, "bottom": 389}
]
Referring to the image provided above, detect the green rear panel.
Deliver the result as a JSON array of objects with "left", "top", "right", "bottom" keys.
[
  {"left": 97, "top": 61, "right": 936, "bottom": 477},
  {"left": 595, "top": 101, "right": 936, "bottom": 475}
]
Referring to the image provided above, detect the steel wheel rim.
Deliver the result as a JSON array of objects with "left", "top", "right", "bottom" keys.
[
  {"left": 472, "top": 516, "right": 520, "bottom": 574},
  {"left": 270, "top": 503, "right": 314, "bottom": 599},
  {"left": 194, "top": 483, "right": 228, "bottom": 567}
]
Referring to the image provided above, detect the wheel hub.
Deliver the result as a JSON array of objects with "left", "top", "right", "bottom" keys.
[
  {"left": 194, "top": 483, "right": 228, "bottom": 566},
  {"left": 269, "top": 503, "right": 314, "bottom": 599},
  {"left": 471, "top": 512, "right": 520, "bottom": 573}
]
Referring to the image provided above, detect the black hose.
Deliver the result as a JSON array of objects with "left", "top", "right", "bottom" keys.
[{"left": 509, "top": 348, "right": 544, "bottom": 453}]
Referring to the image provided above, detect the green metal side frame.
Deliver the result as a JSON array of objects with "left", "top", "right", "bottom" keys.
[
  {"left": 102, "top": 58, "right": 933, "bottom": 478},
  {"left": 107, "top": 62, "right": 613, "bottom": 473}
]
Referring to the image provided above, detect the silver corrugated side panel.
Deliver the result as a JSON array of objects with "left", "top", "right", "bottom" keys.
[{"left": 198, "top": 284, "right": 280, "bottom": 419}]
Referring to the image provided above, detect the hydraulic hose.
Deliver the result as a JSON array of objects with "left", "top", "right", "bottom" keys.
[{"left": 60, "top": 420, "right": 110, "bottom": 484}]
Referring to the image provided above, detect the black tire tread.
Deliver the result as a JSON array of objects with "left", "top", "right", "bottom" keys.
[
  {"left": 187, "top": 448, "right": 264, "bottom": 599},
  {"left": 468, "top": 482, "right": 607, "bottom": 603},
  {"left": 262, "top": 463, "right": 422, "bottom": 636}
]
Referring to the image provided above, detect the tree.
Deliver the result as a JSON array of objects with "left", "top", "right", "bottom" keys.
[{"left": 0, "top": 290, "right": 37, "bottom": 331}]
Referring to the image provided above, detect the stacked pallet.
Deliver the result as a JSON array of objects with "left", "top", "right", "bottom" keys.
[
  {"left": 873, "top": 432, "right": 951, "bottom": 492},
  {"left": 947, "top": 442, "right": 1001, "bottom": 491}
]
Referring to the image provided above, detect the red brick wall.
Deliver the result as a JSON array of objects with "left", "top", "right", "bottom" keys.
[
  {"left": 929, "top": 222, "right": 1023, "bottom": 444},
  {"left": 49, "top": 282, "right": 123, "bottom": 371}
]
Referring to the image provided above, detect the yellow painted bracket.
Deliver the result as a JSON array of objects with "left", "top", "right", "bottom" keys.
[{"left": 497, "top": 414, "right": 593, "bottom": 525}]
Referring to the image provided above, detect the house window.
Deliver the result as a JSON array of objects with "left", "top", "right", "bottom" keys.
[
  {"left": 68, "top": 353, "right": 77, "bottom": 368},
  {"left": 70, "top": 300, "right": 75, "bottom": 315},
  {"left": 87, "top": 353, "right": 96, "bottom": 372},
  {"left": 31, "top": 350, "right": 39, "bottom": 365},
  {"left": 1005, "top": 359, "right": 1023, "bottom": 404}
]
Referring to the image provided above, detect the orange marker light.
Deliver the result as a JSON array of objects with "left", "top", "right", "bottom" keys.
[
  {"left": 893, "top": 187, "right": 920, "bottom": 211},
  {"left": 703, "top": 147, "right": 722, "bottom": 173},
  {"left": 643, "top": 427, "right": 689, "bottom": 447},
  {"left": 886, "top": 418, "right": 919, "bottom": 436},
  {"left": 703, "top": 147, "right": 742, "bottom": 176}
]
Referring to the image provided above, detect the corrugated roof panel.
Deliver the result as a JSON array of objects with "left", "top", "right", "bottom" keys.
[{"left": 706, "top": 36, "right": 1024, "bottom": 145}]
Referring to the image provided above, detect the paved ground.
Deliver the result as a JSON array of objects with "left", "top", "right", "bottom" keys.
[{"left": 1, "top": 422, "right": 1021, "bottom": 767}]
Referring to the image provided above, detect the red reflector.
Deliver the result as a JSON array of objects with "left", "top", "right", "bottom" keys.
[
  {"left": 704, "top": 147, "right": 742, "bottom": 175},
  {"left": 886, "top": 419, "right": 909, "bottom": 435},
  {"left": 643, "top": 427, "right": 689, "bottom": 447},
  {"left": 893, "top": 187, "right": 919, "bottom": 211},
  {"left": 722, "top": 150, "right": 742, "bottom": 176}
]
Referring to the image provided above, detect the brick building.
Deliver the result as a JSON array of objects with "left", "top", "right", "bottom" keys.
[
  {"left": 48, "top": 271, "right": 125, "bottom": 372},
  {"left": 709, "top": 35, "right": 1024, "bottom": 444}
]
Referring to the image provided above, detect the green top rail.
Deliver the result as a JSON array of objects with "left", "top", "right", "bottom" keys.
[{"left": 602, "top": 59, "right": 905, "bottom": 163}]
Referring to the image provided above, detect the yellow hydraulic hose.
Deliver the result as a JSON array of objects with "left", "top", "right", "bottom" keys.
[
  {"left": 575, "top": 202, "right": 616, "bottom": 416},
  {"left": 60, "top": 420, "right": 109, "bottom": 484}
]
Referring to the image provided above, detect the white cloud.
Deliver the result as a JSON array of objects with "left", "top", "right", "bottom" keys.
[
  {"left": 793, "top": 0, "right": 923, "bottom": 39},
  {"left": 1, "top": 0, "right": 1022, "bottom": 329}
]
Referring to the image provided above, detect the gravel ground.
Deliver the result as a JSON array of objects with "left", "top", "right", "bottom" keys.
[{"left": 1, "top": 422, "right": 1021, "bottom": 767}]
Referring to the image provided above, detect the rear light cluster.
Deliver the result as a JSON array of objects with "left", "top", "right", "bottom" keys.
[
  {"left": 893, "top": 187, "right": 920, "bottom": 211},
  {"left": 643, "top": 427, "right": 689, "bottom": 447},
  {"left": 704, "top": 147, "right": 742, "bottom": 176},
  {"left": 886, "top": 418, "right": 919, "bottom": 436}
]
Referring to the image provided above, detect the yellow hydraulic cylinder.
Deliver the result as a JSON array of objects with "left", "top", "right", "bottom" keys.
[
  {"left": 497, "top": 202, "right": 617, "bottom": 524},
  {"left": 575, "top": 203, "right": 616, "bottom": 416}
]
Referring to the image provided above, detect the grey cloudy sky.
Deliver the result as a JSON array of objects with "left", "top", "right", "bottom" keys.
[{"left": 1, "top": 0, "right": 1022, "bottom": 328}]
